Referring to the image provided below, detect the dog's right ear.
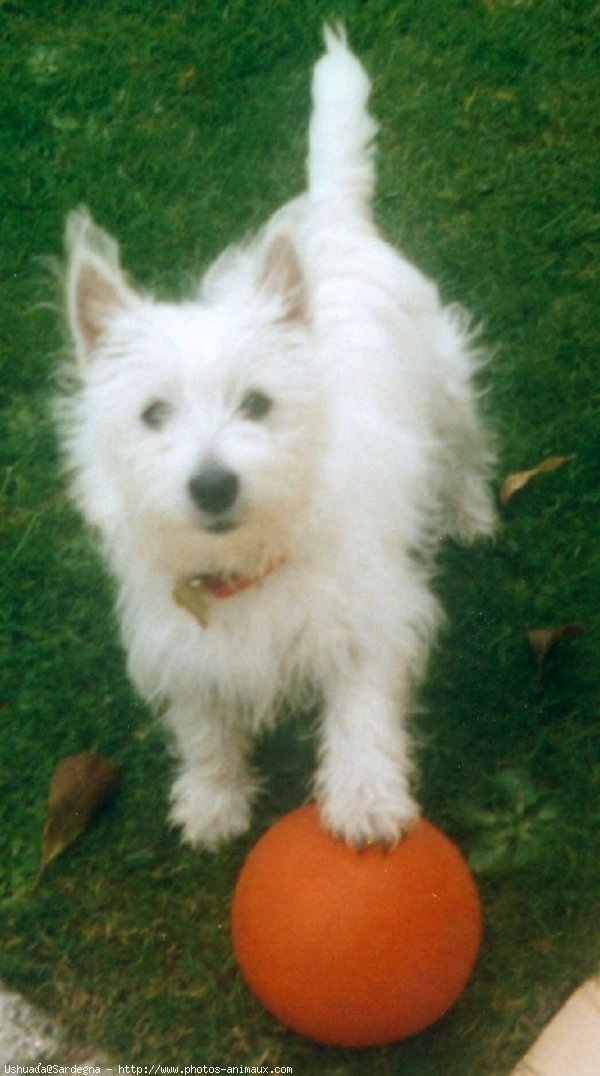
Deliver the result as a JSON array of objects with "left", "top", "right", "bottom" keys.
[
  {"left": 258, "top": 231, "right": 308, "bottom": 325},
  {"left": 65, "top": 208, "right": 137, "bottom": 364}
]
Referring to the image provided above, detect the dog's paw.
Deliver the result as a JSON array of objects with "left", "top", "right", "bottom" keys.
[
  {"left": 169, "top": 771, "right": 256, "bottom": 851},
  {"left": 315, "top": 767, "right": 420, "bottom": 849}
]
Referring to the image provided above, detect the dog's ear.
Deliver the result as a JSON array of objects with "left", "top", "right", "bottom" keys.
[
  {"left": 258, "top": 231, "right": 308, "bottom": 324},
  {"left": 65, "top": 208, "right": 137, "bottom": 364}
]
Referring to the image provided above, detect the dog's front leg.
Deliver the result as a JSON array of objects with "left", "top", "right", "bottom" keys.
[
  {"left": 166, "top": 697, "right": 258, "bottom": 850},
  {"left": 314, "top": 672, "right": 420, "bottom": 848}
]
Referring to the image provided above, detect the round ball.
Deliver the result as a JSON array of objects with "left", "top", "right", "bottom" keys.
[{"left": 231, "top": 804, "right": 481, "bottom": 1047}]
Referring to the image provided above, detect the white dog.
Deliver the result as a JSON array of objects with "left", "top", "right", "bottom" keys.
[{"left": 57, "top": 28, "right": 495, "bottom": 850}]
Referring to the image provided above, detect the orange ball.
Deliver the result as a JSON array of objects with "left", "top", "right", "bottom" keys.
[{"left": 231, "top": 804, "right": 481, "bottom": 1047}]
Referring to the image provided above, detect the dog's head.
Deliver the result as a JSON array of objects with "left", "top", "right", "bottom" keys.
[{"left": 62, "top": 210, "right": 325, "bottom": 573}]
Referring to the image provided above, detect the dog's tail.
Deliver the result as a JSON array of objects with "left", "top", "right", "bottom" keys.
[{"left": 307, "top": 25, "right": 377, "bottom": 213}]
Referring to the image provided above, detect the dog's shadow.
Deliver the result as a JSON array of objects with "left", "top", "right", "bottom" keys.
[{"left": 252, "top": 703, "right": 319, "bottom": 820}]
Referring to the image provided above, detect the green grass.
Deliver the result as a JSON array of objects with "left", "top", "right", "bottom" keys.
[{"left": 2, "top": 0, "right": 599, "bottom": 1071}]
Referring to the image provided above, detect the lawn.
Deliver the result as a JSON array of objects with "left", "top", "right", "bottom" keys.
[{"left": 1, "top": 0, "right": 599, "bottom": 1072}]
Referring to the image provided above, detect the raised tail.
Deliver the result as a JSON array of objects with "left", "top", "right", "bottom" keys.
[{"left": 307, "top": 25, "right": 377, "bottom": 212}]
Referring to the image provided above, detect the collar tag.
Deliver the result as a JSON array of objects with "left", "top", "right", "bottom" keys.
[{"left": 172, "top": 576, "right": 210, "bottom": 628}]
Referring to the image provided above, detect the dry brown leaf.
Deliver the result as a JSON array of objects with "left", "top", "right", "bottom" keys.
[
  {"left": 527, "top": 623, "right": 586, "bottom": 675},
  {"left": 500, "top": 455, "right": 575, "bottom": 506},
  {"left": 41, "top": 751, "right": 120, "bottom": 872}
]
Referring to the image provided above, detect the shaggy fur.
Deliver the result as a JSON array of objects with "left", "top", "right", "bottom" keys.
[{"left": 57, "top": 28, "right": 495, "bottom": 849}]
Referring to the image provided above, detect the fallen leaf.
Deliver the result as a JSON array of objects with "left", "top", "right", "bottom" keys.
[
  {"left": 527, "top": 623, "right": 586, "bottom": 676},
  {"left": 499, "top": 455, "right": 575, "bottom": 506},
  {"left": 178, "top": 66, "right": 196, "bottom": 87},
  {"left": 41, "top": 751, "right": 119, "bottom": 872}
]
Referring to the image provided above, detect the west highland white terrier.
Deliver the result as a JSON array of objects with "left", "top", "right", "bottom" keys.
[{"left": 57, "top": 28, "right": 495, "bottom": 850}]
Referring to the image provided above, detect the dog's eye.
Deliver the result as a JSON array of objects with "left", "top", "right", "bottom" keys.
[
  {"left": 240, "top": 391, "right": 273, "bottom": 421},
  {"left": 141, "top": 400, "right": 171, "bottom": 429}
]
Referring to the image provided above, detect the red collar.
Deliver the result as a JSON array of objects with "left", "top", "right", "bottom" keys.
[
  {"left": 173, "top": 558, "right": 286, "bottom": 627},
  {"left": 197, "top": 559, "right": 284, "bottom": 599}
]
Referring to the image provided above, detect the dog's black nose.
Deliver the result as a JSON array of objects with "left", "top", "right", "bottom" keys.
[{"left": 188, "top": 466, "right": 239, "bottom": 515}]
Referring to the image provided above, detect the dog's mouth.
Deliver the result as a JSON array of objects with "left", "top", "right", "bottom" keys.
[{"left": 202, "top": 518, "right": 241, "bottom": 535}]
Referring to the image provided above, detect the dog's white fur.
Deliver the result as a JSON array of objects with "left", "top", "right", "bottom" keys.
[{"left": 57, "top": 28, "right": 495, "bottom": 849}]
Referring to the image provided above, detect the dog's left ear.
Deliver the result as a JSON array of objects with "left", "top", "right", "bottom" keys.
[
  {"left": 65, "top": 207, "right": 139, "bottom": 364},
  {"left": 258, "top": 232, "right": 308, "bottom": 324}
]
